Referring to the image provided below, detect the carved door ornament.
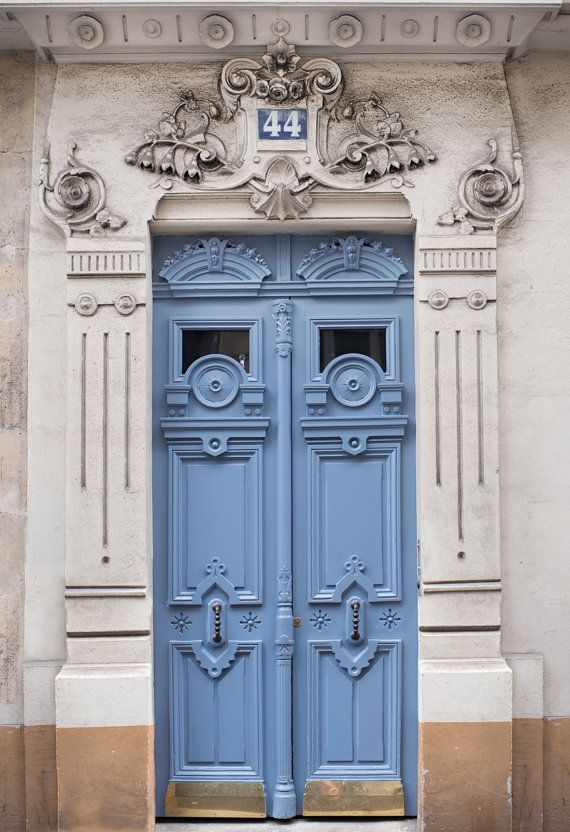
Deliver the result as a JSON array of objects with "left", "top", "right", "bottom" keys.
[{"left": 125, "top": 36, "right": 437, "bottom": 220}]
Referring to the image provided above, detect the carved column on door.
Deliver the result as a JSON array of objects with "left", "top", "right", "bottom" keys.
[{"left": 272, "top": 300, "right": 296, "bottom": 818}]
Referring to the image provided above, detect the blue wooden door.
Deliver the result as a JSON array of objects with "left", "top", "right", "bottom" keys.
[{"left": 153, "top": 234, "right": 417, "bottom": 819}]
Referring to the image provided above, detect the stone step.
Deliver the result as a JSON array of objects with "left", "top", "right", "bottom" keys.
[{"left": 158, "top": 820, "right": 417, "bottom": 832}]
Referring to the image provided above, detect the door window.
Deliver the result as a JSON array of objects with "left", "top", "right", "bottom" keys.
[
  {"left": 182, "top": 328, "right": 250, "bottom": 373},
  {"left": 319, "top": 327, "right": 387, "bottom": 372}
]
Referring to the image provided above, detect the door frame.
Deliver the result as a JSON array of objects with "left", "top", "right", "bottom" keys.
[{"left": 57, "top": 187, "right": 511, "bottom": 828}]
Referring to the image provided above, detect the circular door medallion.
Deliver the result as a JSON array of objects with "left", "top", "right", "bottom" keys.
[
  {"left": 193, "top": 361, "right": 239, "bottom": 408},
  {"left": 330, "top": 359, "right": 376, "bottom": 407}
]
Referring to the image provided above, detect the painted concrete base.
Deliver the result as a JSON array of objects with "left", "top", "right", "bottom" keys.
[{"left": 158, "top": 822, "right": 417, "bottom": 832}]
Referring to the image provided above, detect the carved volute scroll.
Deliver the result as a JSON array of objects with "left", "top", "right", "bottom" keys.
[
  {"left": 40, "top": 142, "right": 126, "bottom": 237},
  {"left": 438, "top": 132, "right": 524, "bottom": 234},
  {"left": 125, "top": 36, "right": 437, "bottom": 220}
]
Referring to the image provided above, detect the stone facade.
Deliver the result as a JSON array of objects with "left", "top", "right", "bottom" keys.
[{"left": 1, "top": 4, "right": 570, "bottom": 832}]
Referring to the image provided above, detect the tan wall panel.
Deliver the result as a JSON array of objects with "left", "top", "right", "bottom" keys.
[
  {"left": 56, "top": 725, "right": 154, "bottom": 832},
  {"left": 24, "top": 725, "right": 57, "bottom": 832},
  {"left": 419, "top": 721, "right": 512, "bottom": 832},
  {"left": 544, "top": 717, "right": 570, "bottom": 832},
  {"left": 0, "top": 725, "right": 25, "bottom": 832},
  {"left": 512, "top": 718, "right": 544, "bottom": 832}
]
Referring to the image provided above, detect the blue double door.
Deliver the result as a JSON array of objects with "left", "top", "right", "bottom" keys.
[{"left": 153, "top": 234, "right": 417, "bottom": 819}]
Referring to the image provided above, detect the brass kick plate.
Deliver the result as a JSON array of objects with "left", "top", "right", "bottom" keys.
[
  {"left": 303, "top": 779, "right": 405, "bottom": 817},
  {"left": 165, "top": 781, "right": 266, "bottom": 818}
]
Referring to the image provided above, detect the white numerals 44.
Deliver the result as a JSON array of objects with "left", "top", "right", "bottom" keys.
[{"left": 262, "top": 110, "right": 303, "bottom": 138}]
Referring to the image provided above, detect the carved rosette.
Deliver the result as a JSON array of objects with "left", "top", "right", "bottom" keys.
[
  {"left": 438, "top": 133, "right": 524, "bottom": 234},
  {"left": 40, "top": 143, "right": 125, "bottom": 237}
]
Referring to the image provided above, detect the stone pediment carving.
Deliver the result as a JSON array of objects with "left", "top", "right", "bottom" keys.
[{"left": 125, "top": 36, "right": 436, "bottom": 220}]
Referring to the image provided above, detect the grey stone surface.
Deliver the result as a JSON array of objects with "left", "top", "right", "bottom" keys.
[{"left": 158, "top": 820, "right": 417, "bottom": 832}]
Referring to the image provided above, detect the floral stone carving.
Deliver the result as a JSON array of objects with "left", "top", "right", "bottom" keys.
[
  {"left": 125, "top": 36, "right": 437, "bottom": 220},
  {"left": 438, "top": 132, "right": 524, "bottom": 234},
  {"left": 40, "top": 143, "right": 125, "bottom": 237}
]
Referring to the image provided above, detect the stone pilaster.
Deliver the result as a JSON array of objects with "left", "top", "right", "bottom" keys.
[
  {"left": 416, "top": 234, "right": 512, "bottom": 832},
  {"left": 55, "top": 237, "right": 154, "bottom": 832}
]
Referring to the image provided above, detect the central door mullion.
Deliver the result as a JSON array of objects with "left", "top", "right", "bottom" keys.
[{"left": 271, "top": 299, "right": 296, "bottom": 818}]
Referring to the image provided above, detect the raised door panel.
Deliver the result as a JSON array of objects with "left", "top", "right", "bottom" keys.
[
  {"left": 169, "top": 447, "right": 263, "bottom": 604},
  {"left": 171, "top": 643, "right": 263, "bottom": 778},
  {"left": 308, "top": 445, "right": 401, "bottom": 602},
  {"left": 307, "top": 642, "right": 401, "bottom": 777}
]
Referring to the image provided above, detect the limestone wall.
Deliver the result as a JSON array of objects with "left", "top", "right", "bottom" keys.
[
  {"left": 502, "top": 51, "right": 570, "bottom": 832},
  {"left": 0, "top": 51, "right": 34, "bottom": 832}
]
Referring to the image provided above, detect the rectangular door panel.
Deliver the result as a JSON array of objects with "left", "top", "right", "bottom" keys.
[
  {"left": 307, "top": 641, "right": 401, "bottom": 777},
  {"left": 171, "top": 643, "right": 263, "bottom": 777},
  {"left": 169, "top": 447, "right": 263, "bottom": 604},
  {"left": 309, "top": 446, "right": 401, "bottom": 601}
]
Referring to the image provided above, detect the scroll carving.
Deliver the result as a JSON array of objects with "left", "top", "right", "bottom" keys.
[
  {"left": 40, "top": 143, "right": 125, "bottom": 237},
  {"left": 125, "top": 36, "right": 437, "bottom": 220},
  {"left": 438, "top": 132, "right": 524, "bottom": 234}
]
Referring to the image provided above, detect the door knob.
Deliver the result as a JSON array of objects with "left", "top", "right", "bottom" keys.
[
  {"left": 293, "top": 617, "right": 302, "bottom": 628},
  {"left": 350, "top": 600, "right": 361, "bottom": 641},
  {"left": 212, "top": 602, "right": 223, "bottom": 643}
]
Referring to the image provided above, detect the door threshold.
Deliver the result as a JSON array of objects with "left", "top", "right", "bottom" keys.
[{"left": 157, "top": 820, "right": 417, "bottom": 832}]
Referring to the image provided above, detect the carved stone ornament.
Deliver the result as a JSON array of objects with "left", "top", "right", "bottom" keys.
[
  {"left": 456, "top": 13, "right": 492, "bottom": 48},
  {"left": 467, "top": 289, "right": 488, "bottom": 310},
  {"left": 69, "top": 15, "right": 105, "bottom": 50},
  {"left": 199, "top": 14, "right": 234, "bottom": 49},
  {"left": 125, "top": 36, "right": 437, "bottom": 220},
  {"left": 428, "top": 290, "right": 449, "bottom": 310},
  {"left": 74, "top": 293, "right": 98, "bottom": 316},
  {"left": 39, "top": 143, "right": 126, "bottom": 237},
  {"left": 438, "top": 132, "right": 524, "bottom": 235},
  {"left": 328, "top": 15, "right": 363, "bottom": 48},
  {"left": 114, "top": 293, "right": 137, "bottom": 315}
]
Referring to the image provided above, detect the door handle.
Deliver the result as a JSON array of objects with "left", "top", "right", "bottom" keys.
[
  {"left": 350, "top": 600, "right": 361, "bottom": 642},
  {"left": 212, "top": 602, "right": 223, "bottom": 644}
]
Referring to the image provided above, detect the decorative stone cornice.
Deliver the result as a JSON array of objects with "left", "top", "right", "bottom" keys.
[{"left": 8, "top": 4, "right": 557, "bottom": 63}]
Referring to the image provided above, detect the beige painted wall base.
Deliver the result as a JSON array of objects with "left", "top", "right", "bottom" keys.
[
  {"left": 0, "top": 725, "right": 25, "bottom": 832},
  {"left": 419, "top": 722, "right": 512, "bottom": 832},
  {"left": 56, "top": 725, "right": 154, "bottom": 832}
]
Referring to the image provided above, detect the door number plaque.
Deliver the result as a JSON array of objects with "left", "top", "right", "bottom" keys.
[{"left": 257, "top": 108, "right": 307, "bottom": 142}]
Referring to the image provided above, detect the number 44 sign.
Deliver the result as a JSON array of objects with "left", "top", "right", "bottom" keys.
[{"left": 257, "top": 108, "right": 307, "bottom": 141}]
